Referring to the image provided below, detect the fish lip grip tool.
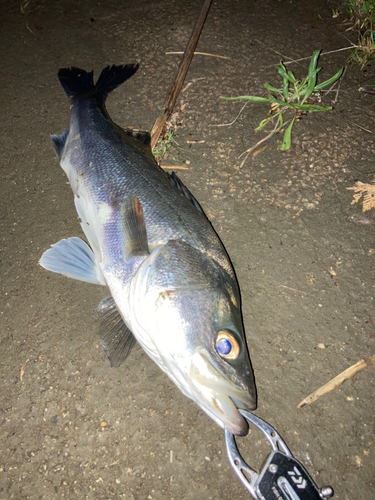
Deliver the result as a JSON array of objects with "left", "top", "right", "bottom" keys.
[{"left": 225, "top": 409, "right": 334, "bottom": 500}]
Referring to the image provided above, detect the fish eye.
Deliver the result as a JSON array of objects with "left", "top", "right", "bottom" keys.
[{"left": 215, "top": 330, "right": 240, "bottom": 360}]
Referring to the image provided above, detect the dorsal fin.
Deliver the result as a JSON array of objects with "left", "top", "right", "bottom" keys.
[
  {"left": 122, "top": 128, "right": 155, "bottom": 161},
  {"left": 50, "top": 129, "right": 69, "bottom": 159},
  {"left": 125, "top": 128, "right": 151, "bottom": 146},
  {"left": 167, "top": 171, "right": 205, "bottom": 216}
]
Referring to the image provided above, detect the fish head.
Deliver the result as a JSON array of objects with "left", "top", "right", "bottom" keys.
[{"left": 130, "top": 239, "right": 257, "bottom": 436}]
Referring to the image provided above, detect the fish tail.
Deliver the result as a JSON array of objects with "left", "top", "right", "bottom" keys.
[{"left": 57, "top": 64, "right": 139, "bottom": 101}]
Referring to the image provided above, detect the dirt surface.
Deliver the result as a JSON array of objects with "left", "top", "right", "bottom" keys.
[{"left": 1, "top": 0, "right": 374, "bottom": 499}]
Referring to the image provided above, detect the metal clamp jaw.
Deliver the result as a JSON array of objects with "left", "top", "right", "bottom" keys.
[{"left": 225, "top": 410, "right": 334, "bottom": 500}]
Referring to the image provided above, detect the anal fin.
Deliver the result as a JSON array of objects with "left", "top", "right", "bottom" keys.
[{"left": 95, "top": 296, "right": 137, "bottom": 367}]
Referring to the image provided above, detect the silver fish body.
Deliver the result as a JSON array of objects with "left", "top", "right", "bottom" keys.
[{"left": 40, "top": 65, "right": 257, "bottom": 435}]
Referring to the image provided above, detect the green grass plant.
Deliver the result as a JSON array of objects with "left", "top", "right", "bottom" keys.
[
  {"left": 346, "top": 0, "right": 375, "bottom": 67},
  {"left": 221, "top": 50, "right": 343, "bottom": 152},
  {"left": 152, "top": 130, "right": 174, "bottom": 162}
]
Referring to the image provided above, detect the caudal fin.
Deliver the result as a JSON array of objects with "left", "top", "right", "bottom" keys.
[{"left": 57, "top": 64, "right": 139, "bottom": 101}]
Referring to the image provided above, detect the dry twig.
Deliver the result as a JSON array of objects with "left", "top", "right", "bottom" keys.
[
  {"left": 150, "top": 0, "right": 213, "bottom": 150},
  {"left": 161, "top": 165, "right": 192, "bottom": 170},
  {"left": 353, "top": 122, "right": 372, "bottom": 133},
  {"left": 166, "top": 51, "right": 230, "bottom": 60},
  {"left": 182, "top": 77, "right": 206, "bottom": 93},
  {"left": 211, "top": 102, "right": 249, "bottom": 127},
  {"left": 238, "top": 117, "right": 285, "bottom": 168},
  {"left": 297, "top": 354, "right": 375, "bottom": 408},
  {"left": 20, "top": 359, "right": 29, "bottom": 381},
  {"left": 282, "top": 46, "right": 356, "bottom": 66}
]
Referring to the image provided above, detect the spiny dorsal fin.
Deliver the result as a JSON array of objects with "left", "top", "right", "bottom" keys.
[
  {"left": 167, "top": 171, "right": 205, "bottom": 216},
  {"left": 95, "top": 296, "right": 136, "bottom": 368}
]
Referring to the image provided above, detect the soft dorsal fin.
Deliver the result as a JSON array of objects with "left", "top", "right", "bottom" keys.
[
  {"left": 166, "top": 171, "right": 205, "bottom": 216},
  {"left": 125, "top": 128, "right": 151, "bottom": 146},
  {"left": 50, "top": 129, "right": 69, "bottom": 160},
  {"left": 122, "top": 128, "right": 155, "bottom": 162},
  {"left": 95, "top": 296, "right": 137, "bottom": 367}
]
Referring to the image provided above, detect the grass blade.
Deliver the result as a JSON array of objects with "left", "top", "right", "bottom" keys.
[
  {"left": 302, "top": 68, "right": 322, "bottom": 103},
  {"left": 308, "top": 50, "right": 321, "bottom": 76},
  {"left": 221, "top": 95, "right": 270, "bottom": 103},
  {"left": 300, "top": 50, "right": 321, "bottom": 104},
  {"left": 277, "top": 63, "right": 289, "bottom": 81},
  {"left": 281, "top": 117, "right": 296, "bottom": 151},
  {"left": 255, "top": 116, "right": 273, "bottom": 131},
  {"left": 283, "top": 77, "right": 289, "bottom": 101},
  {"left": 314, "top": 67, "right": 344, "bottom": 90},
  {"left": 287, "top": 70, "right": 296, "bottom": 84},
  {"left": 264, "top": 83, "right": 281, "bottom": 93}
]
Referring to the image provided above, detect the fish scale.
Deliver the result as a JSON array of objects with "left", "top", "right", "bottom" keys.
[{"left": 67, "top": 95, "right": 233, "bottom": 273}]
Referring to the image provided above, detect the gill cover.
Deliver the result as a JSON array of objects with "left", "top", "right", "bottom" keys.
[{"left": 129, "top": 238, "right": 257, "bottom": 435}]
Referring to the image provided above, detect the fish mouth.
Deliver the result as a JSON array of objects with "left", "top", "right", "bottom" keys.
[{"left": 189, "top": 351, "right": 256, "bottom": 436}]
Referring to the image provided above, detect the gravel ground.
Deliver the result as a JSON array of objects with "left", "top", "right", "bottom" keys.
[{"left": 0, "top": 1, "right": 374, "bottom": 499}]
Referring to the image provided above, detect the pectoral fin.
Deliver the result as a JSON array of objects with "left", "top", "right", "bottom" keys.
[
  {"left": 95, "top": 296, "right": 137, "bottom": 367},
  {"left": 39, "top": 237, "right": 106, "bottom": 286},
  {"left": 121, "top": 196, "right": 149, "bottom": 260}
]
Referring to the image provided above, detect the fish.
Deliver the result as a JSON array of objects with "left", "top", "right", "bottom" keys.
[{"left": 39, "top": 64, "right": 257, "bottom": 436}]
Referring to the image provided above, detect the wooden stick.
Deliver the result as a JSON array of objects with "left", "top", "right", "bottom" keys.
[
  {"left": 150, "top": 0, "right": 213, "bottom": 150},
  {"left": 297, "top": 354, "right": 375, "bottom": 408}
]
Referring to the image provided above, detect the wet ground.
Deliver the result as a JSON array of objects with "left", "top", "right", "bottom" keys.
[{"left": 1, "top": 0, "right": 374, "bottom": 499}]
